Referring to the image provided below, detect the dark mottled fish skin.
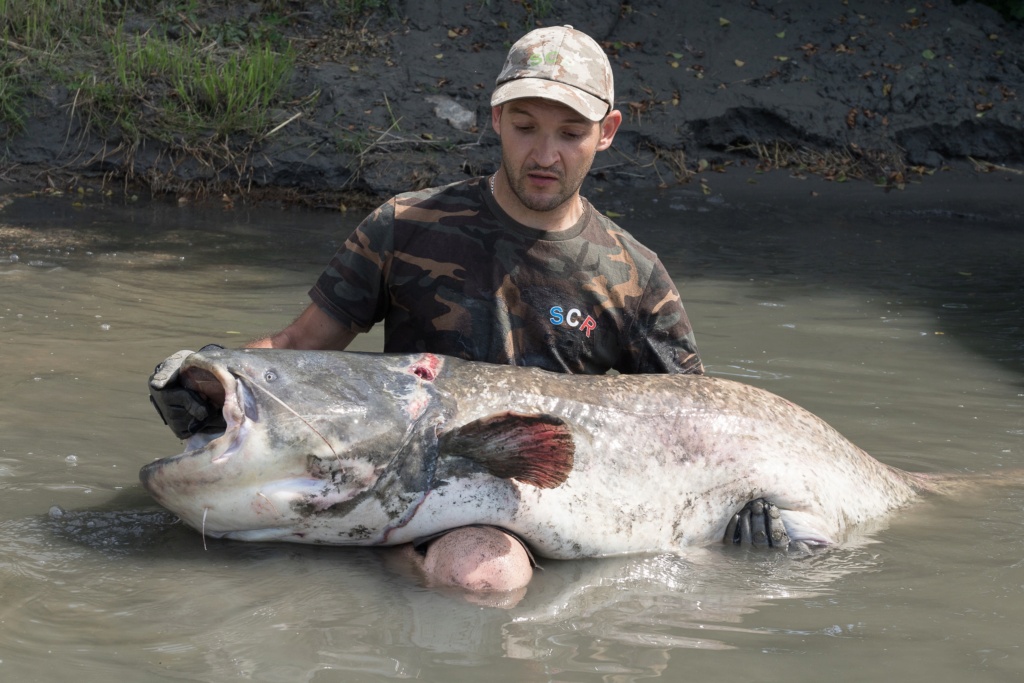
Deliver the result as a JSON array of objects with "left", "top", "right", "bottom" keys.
[{"left": 141, "top": 349, "right": 933, "bottom": 559}]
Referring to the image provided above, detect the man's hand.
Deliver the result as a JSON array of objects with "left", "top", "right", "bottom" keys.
[{"left": 148, "top": 346, "right": 223, "bottom": 440}]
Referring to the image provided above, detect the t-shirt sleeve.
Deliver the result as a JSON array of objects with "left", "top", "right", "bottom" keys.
[
  {"left": 308, "top": 200, "right": 396, "bottom": 333},
  {"left": 619, "top": 258, "right": 704, "bottom": 375}
]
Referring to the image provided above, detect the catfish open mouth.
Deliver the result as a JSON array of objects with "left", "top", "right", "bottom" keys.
[{"left": 176, "top": 364, "right": 258, "bottom": 460}]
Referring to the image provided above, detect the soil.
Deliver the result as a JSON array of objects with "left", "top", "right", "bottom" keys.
[{"left": 2, "top": 0, "right": 1023, "bottom": 205}]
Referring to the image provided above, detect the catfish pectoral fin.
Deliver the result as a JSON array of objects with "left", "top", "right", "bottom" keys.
[{"left": 440, "top": 412, "right": 575, "bottom": 489}]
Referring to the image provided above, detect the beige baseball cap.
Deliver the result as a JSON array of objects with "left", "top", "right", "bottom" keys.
[{"left": 491, "top": 25, "right": 614, "bottom": 122}]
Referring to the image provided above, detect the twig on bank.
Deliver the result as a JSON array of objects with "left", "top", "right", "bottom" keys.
[
  {"left": 456, "top": 129, "right": 489, "bottom": 149},
  {"left": 0, "top": 163, "right": 18, "bottom": 183},
  {"left": 969, "top": 156, "right": 1024, "bottom": 176},
  {"left": 355, "top": 125, "right": 461, "bottom": 158},
  {"left": 61, "top": 88, "right": 82, "bottom": 156},
  {"left": 356, "top": 119, "right": 402, "bottom": 159},
  {"left": 265, "top": 111, "right": 303, "bottom": 137},
  {"left": 589, "top": 162, "right": 629, "bottom": 174},
  {"left": 3, "top": 38, "right": 46, "bottom": 56}
]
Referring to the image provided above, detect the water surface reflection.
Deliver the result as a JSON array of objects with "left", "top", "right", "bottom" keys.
[{"left": 1, "top": 184, "right": 1022, "bottom": 681}]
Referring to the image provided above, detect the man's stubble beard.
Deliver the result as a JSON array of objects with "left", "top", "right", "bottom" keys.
[{"left": 500, "top": 148, "right": 595, "bottom": 214}]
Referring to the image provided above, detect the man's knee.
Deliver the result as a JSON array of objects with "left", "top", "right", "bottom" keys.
[{"left": 421, "top": 526, "right": 533, "bottom": 592}]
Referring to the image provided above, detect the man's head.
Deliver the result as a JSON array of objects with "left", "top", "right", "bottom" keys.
[
  {"left": 489, "top": 26, "right": 622, "bottom": 224},
  {"left": 491, "top": 25, "right": 613, "bottom": 123}
]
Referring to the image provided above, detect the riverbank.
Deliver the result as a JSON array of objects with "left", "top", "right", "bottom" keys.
[{"left": 1, "top": 0, "right": 1023, "bottom": 207}]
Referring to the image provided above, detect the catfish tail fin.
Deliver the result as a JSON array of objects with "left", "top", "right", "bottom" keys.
[{"left": 906, "top": 468, "right": 1024, "bottom": 497}]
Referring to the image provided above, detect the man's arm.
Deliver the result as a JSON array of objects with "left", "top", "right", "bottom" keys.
[{"left": 248, "top": 302, "right": 359, "bottom": 350}]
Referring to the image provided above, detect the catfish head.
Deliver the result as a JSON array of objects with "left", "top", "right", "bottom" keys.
[
  {"left": 140, "top": 349, "right": 452, "bottom": 543},
  {"left": 140, "top": 349, "right": 575, "bottom": 546}
]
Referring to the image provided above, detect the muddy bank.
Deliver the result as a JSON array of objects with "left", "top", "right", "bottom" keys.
[{"left": 2, "top": 0, "right": 1023, "bottom": 204}]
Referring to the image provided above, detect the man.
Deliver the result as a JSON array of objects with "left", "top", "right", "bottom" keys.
[{"left": 150, "top": 25, "right": 702, "bottom": 594}]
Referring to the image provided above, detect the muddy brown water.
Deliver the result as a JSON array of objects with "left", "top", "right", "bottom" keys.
[{"left": 1, "top": 182, "right": 1022, "bottom": 682}]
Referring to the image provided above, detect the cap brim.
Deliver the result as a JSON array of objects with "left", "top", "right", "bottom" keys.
[{"left": 491, "top": 79, "right": 609, "bottom": 122}]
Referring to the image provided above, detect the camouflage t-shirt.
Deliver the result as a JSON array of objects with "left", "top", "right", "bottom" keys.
[{"left": 309, "top": 177, "right": 703, "bottom": 375}]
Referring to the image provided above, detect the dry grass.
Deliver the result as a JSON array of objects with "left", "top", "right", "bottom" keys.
[{"left": 727, "top": 140, "right": 918, "bottom": 188}]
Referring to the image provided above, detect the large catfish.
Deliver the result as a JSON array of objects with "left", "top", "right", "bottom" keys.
[{"left": 140, "top": 348, "right": 954, "bottom": 558}]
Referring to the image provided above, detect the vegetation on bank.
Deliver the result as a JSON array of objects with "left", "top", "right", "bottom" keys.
[
  {"left": 0, "top": 1, "right": 1019, "bottom": 198},
  {"left": 966, "top": 0, "right": 1024, "bottom": 20},
  {"left": 0, "top": 1, "right": 388, "bottom": 177}
]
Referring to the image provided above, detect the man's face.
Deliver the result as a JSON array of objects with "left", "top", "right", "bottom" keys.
[{"left": 492, "top": 98, "right": 621, "bottom": 214}]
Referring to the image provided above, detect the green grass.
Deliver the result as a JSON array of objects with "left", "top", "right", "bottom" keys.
[
  {"left": 0, "top": 51, "right": 27, "bottom": 137},
  {"left": 0, "top": 0, "right": 302, "bottom": 173},
  {"left": 91, "top": 26, "right": 294, "bottom": 145},
  {"left": 0, "top": 0, "right": 110, "bottom": 50}
]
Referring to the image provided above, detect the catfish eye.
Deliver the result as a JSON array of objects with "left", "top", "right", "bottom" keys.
[{"left": 264, "top": 370, "right": 278, "bottom": 382}]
